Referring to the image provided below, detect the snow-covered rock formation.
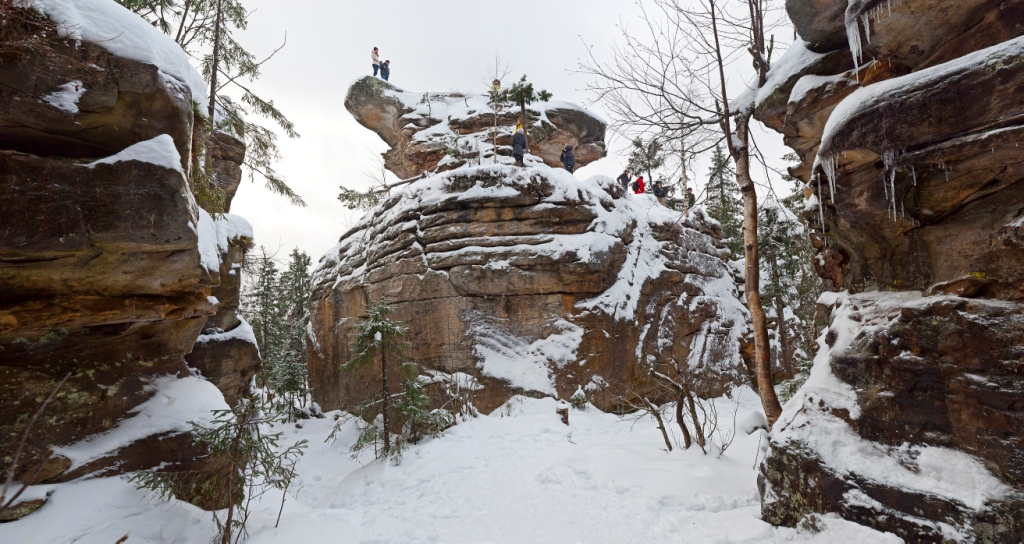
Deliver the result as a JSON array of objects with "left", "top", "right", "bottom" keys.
[
  {"left": 0, "top": 0, "right": 258, "bottom": 520},
  {"left": 754, "top": 0, "right": 1024, "bottom": 539},
  {"left": 309, "top": 165, "right": 749, "bottom": 414},
  {"left": 345, "top": 76, "right": 608, "bottom": 179}
]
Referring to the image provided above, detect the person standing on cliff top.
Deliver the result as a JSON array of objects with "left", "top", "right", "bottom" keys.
[
  {"left": 617, "top": 170, "right": 630, "bottom": 192},
  {"left": 685, "top": 187, "right": 695, "bottom": 209},
  {"left": 372, "top": 47, "right": 381, "bottom": 77},
  {"left": 560, "top": 145, "right": 575, "bottom": 174},
  {"left": 512, "top": 128, "right": 527, "bottom": 167},
  {"left": 380, "top": 60, "right": 391, "bottom": 82}
]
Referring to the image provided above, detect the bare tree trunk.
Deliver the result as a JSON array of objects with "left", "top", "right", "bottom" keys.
[
  {"left": 642, "top": 397, "right": 672, "bottom": 452},
  {"left": 492, "top": 102, "right": 498, "bottom": 164},
  {"left": 680, "top": 121, "right": 689, "bottom": 216},
  {"left": 207, "top": 0, "right": 223, "bottom": 119},
  {"left": 380, "top": 349, "right": 390, "bottom": 453},
  {"left": 519, "top": 98, "right": 528, "bottom": 147},
  {"left": 222, "top": 405, "right": 247, "bottom": 544},
  {"left": 682, "top": 384, "right": 706, "bottom": 452},
  {"left": 734, "top": 114, "right": 784, "bottom": 427},
  {"left": 675, "top": 391, "right": 693, "bottom": 449},
  {"left": 768, "top": 251, "right": 794, "bottom": 379}
]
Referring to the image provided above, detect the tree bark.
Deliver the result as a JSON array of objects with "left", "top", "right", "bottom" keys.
[
  {"left": 733, "top": 114, "right": 784, "bottom": 427},
  {"left": 675, "top": 391, "right": 693, "bottom": 450},
  {"left": 680, "top": 125, "right": 689, "bottom": 216},
  {"left": 682, "top": 384, "right": 706, "bottom": 453},
  {"left": 207, "top": 0, "right": 223, "bottom": 119},
  {"left": 642, "top": 397, "right": 672, "bottom": 452},
  {"left": 380, "top": 348, "right": 391, "bottom": 453},
  {"left": 519, "top": 98, "right": 528, "bottom": 147}
]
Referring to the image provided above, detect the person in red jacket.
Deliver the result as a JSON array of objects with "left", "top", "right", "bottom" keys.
[{"left": 633, "top": 175, "right": 645, "bottom": 194}]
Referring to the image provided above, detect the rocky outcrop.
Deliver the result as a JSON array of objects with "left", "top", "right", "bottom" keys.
[
  {"left": 755, "top": 0, "right": 1024, "bottom": 540},
  {"left": 345, "top": 77, "right": 608, "bottom": 179},
  {"left": 0, "top": 4, "right": 258, "bottom": 519},
  {"left": 309, "top": 166, "right": 748, "bottom": 415},
  {"left": 186, "top": 212, "right": 259, "bottom": 407}
]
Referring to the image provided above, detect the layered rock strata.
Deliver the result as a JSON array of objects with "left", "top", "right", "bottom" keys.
[
  {"left": 345, "top": 76, "right": 607, "bottom": 179},
  {"left": 0, "top": 2, "right": 258, "bottom": 519},
  {"left": 309, "top": 166, "right": 749, "bottom": 414},
  {"left": 755, "top": 0, "right": 1024, "bottom": 539}
]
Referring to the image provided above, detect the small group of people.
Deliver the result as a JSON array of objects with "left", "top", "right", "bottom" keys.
[
  {"left": 617, "top": 170, "right": 695, "bottom": 207},
  {"left": 510, "top": 116, "right": 577, "bottom": 174},
  {"left": 371, "top": 47, "right": 391, "bottom": 81}
]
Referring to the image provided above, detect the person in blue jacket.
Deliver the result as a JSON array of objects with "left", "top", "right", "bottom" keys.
[{"left": 560, "top": 145, "right": 576, "bottom": 173}]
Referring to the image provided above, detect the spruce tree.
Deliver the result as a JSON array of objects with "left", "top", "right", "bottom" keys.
[
  {"left": 504, "top": 75, "right": 552, "bottom": 140},
  {"left": 116, "top": 0, "right": 304, "bottom": 207},
  {"left": 626, "top": 137, "right": 668, "bottom": 183},
  {"left": 131, "top": 398, "right": 306, "bottom": 544},
  {"left": 703, "top": 145, "right": 743, "bottom": 257},
  {"left": 275, "top": 249, "right": 312, "bottom": 417},
  {"left": 343, "top": 299, "right": 447, "bottom": 460},
  {"left": 240, "top": 247, "right": 313, "bottom": 419}
]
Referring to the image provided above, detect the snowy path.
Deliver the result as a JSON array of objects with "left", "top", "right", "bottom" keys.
[{"left": 4, "top": 391, "right": 899, "bottom": 543}]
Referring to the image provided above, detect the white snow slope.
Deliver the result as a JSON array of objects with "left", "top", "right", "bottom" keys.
[{"left": 5, "top": 391, "right": 899, "bottom": 543}]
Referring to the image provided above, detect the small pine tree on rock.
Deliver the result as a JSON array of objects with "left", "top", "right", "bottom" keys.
[
  {"left": 342, "top": 299, "right": 449, "bottom": 461},
  {"left": 131, "top": 398, "right": 306, "bottom": 544}
]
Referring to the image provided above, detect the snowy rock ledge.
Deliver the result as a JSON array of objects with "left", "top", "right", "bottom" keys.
[
  {"left": 309, "top": 165, "right": 749, "bottom": 413},
  {"left": 344, "top": 76, "right": 607, "bottom": 179},
  {"left": 760, "top": 291, "right": 1024, "bottom": 541}
]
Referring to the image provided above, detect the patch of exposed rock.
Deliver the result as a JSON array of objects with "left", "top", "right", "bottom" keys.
[
  {"left": 753, "top": 0, "right": 1024, "bottom": 539},
  {"left": 345, "top": 77, "right": 607, "bottom": 179},
  {"left": 0, "top": 11, "right": 258, "bottom": 519},
  {"left": 308, "top": 165, "right": 749, "bottom": 415}
]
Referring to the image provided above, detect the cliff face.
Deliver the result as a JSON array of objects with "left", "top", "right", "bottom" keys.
[
  {"left": 345, "top": 77, "right": 608, "bottom": 179},
  {"left": 756, "top": 0, "right": 1024, "bottom": 539},
  {"left": 0, "top": 6, "right": 258, "bottom": 520},
  {"left": 309, "top": 165, "right": 749, "bottom": 415}
]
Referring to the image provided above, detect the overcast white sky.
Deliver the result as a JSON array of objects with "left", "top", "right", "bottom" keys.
[{"left": 228, "top": 0, "right": 793, "bottom": 263}]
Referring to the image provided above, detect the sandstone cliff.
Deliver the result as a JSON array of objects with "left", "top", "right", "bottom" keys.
[
  {"left": 754, "top": 0, "right": 1024, "bottom": 539},
  {"left": 345, "top": 76, "right": 608, "bottom": 179},
  {"left": 0, "top": 0, "right": 259, "bottom": 519},
  {"left": 309, "top": 165, "right": 749, "bottom": 415}
]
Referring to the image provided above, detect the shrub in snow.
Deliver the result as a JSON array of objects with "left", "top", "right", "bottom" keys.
[
  {"left": 130, "top": 397, "right": 306, "bottom": 543},
  {"left": 569, "top": 387, "right": 589, "bottom": 412}
]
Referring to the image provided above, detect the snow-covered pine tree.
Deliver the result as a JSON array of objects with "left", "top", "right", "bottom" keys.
[
  {"left": 242, "top": 247, "right": 287, "bottom": 376},
  {"left": 703, "top": 144, "right": 743, "bottom": 257}
]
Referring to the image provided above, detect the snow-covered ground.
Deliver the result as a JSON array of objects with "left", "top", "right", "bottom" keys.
[{"left": 4, "top": 389, "right": 900, "bottom": 543}]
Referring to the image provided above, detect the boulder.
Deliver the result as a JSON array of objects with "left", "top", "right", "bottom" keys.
[
  {"left": 760, "top": 292, "right": 1024, "bottom": 541},
  {"left": 345, "top": 77, "right": 607, "bottom": 179},
  {"left": 308, "top": 166, "right": 749, "bottom": 415}
]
